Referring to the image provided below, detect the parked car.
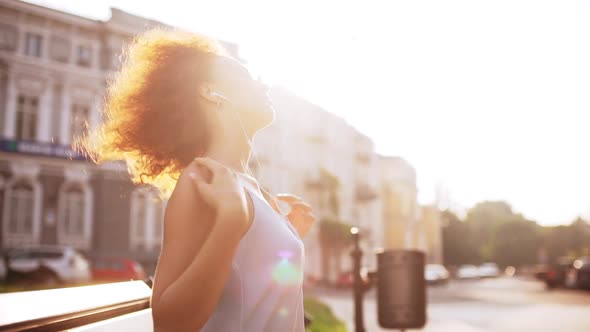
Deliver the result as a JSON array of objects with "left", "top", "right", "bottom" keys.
[
  {"left": 456, "top": 264, "right": 480, "bottom": 279},
  {"left": 335, "top": 271, "right": 353, "bottom": 288},
  {"left": 334, "top": 268, "right": 369, "bottom": 289},
  {"left": 91, "top": 257, "right": 147, "bottom": 282},
  {"left": 425, "top": 264, "right": 450, "bottom": 285},
  {"left": 564, "top": 257, "right": 590, "bottom": 290},
  {"left": 534, "top": 264, "right": 550, "bottom": 280},
  {"left": 0, "top": 246, "right": 91, "bottom": 285},
  {"left": 543, "top": 257, "right": 575, "bottom": 288},
  {"left": 478, "top": 263, "right": 500, "bottom": 278}
]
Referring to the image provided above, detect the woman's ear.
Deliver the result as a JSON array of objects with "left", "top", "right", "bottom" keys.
[
  {"left": 199, "top": 84, "right": 228, "bottom": 107},
  {"left": 198, "top": 84, "right": 216, "bottom": 103}
]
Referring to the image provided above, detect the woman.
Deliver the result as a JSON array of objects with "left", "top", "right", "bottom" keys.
[{"left": 81, "top": 29, "right": 315, "bottom": 331}]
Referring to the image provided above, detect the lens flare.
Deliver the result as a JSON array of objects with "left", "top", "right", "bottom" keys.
[
  {"left": 279, "top": 307, "right": 289, "bottom": 317},
  {"left": 272, "top": 251, "right": 301, "bottom": 285}
]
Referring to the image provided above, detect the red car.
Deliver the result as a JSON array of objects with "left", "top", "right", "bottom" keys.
[
  {"left": 91, "top": 257, "right": 147, "bottom": 282},
  {"left": 335, "top": 268, "right": 369, "bottom": 288},
  {"left": 336, "top": 271, "right": 354, "bottom": 288},
  {"left": 542, "top": 257, "right": 575, "bottom": 289}
]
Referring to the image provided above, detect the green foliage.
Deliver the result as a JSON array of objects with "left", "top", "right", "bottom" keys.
[
  {"left": 319, "top": 218, "right": 354, "bottom": 246},
  {"left": 542, "top": 218, "right": 590, "bottom": 261},
  {"left": 493, "top": 220, "right": 541, "bottom": 266},
  {"left": 442, "top": 210, "right": 479, "bottom": 265},
  {"left": 318, "top": 218, "right": 354, "bottom": 283},
  {"left": 465, "top": 201, "right": 522, "bottom": 260},
  {"left": 304, "top": 297, "right": 348, "bottom": 332},
  {"left": 442, "top": 201, "right": 590, "bottom": 267}
]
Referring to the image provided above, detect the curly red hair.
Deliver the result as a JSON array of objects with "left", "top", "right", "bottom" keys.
[{"left": 77, "top": 29, "right": 227, "bottom": 196}]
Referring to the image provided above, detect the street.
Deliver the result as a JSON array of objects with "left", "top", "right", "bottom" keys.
[{"left": 311, "top": 277, "right": 590, "bottom": 332}]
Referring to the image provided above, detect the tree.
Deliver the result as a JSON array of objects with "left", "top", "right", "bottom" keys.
[
  {"left": 492, "top": 219, "right": 540, "bottom": 266},
  {"left": 541, "top": 217, "right": 590, "bottom": 262},
  {"left": 464, "top": 201, "right": 539, "bottom": 264},
  {"left": 315, "top": 167, "right": 351, "bottom": 283},
  {"left": 441, "top": 210, "right": 478, "bottom": 266},
  {"left": 442, "top": 202, "right": 590, "bottom": 268},
  {"left": 465, "top": 201, "right": 516, "bottom": 260},
  {"left": 568, "top": 217, "right": 590, "bottom": 256}
]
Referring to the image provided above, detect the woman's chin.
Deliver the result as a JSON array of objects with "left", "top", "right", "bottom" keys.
[{"left": 241, "top": 104, "right": 275, "bottom": 131}]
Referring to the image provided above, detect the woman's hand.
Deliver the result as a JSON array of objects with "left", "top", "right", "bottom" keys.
[
  {"left": 189, "top": 157, "right": 251, "bottom": 237},
  {"left": 275, "top": 194, "right": 315, "bottom": 238}
]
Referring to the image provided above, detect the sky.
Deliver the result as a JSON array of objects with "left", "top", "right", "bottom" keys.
[{"left": 30, "top": 0, "right": 590, "bottom": 225}]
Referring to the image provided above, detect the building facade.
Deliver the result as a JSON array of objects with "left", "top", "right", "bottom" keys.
[
  {"left": 378, "top": 156, "right": 443, "bottom": 264},
  {"left": 0, "top": 0, "right": 442, "bottom": 279},
  {"left": 0, "top": 0, "right": 240, "bottom": 273},
  {"left": 415, "top": 205, "right": 443, "bottom": 264},
  {"left": 379, "top": 156, "right": 418, "bottom": 249},
  {"left": 252, "top": 87, "right": 381, "bottom": 281}
]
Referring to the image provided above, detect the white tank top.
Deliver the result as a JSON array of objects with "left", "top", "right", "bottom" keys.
[{"left": 201, "top": 176, "right": 305, "bottom": 332}]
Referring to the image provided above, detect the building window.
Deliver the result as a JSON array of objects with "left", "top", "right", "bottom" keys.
[
  {"left": 25, "top": 33, "right": 42, "bottom": 57},
  {"left": 16, "top": 95, "right": 39, "bottom": 141},
  {"left": 58, "top": 181, "right": 92, "bottom": 249},
  {"left": 50, "top": 36, "right": 70, "bottom": 63},
  {"left": 153, "top": 199, "right": 166, "bottom": 243},
  {"left": 110, "top": 50, "right": 121, "bottom": 70},
  {"left": 130, "top": 187, "right": 166, "bottom": 251},
  {"left": 7, "top": 180, "right": 34, "bottom": 234},
  {"left": 77, "top": 45, "right": 92, "bottom": 67},
  {"left": 62, "top": 186, "right": 84, "bottom": 236},
  {"left": 0, "top": 23, "right": 18, "bottom": 51},
  {"left": 71, "top": 104, "right": 89, "bottom": 141},
  {"left": 3, "top": 177, "right": 41, "bottom": 247},
  {"left": 135, "top": 191, "right": 147, "bottom": 240}
]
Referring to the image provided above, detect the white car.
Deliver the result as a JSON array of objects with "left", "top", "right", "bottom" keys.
[
  {"left": 479, "top": 263, "right": 500, "bottom": 278},
  {"left": 457, "top": 264, "right": 480, "bottom": 279},
  {"left": 0, "top": 246, "right": 91, "bottom": 284},
  {"left": 425, "top": 264, "right": 450, "bottom": 285}
]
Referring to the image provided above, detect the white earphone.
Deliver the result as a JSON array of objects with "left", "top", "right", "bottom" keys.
[
  {"left": 210, "top": 91, "right": 228, "bottom": 102},
  {"left": 209, "top": 90, "right": 264, "bottom": 179}
]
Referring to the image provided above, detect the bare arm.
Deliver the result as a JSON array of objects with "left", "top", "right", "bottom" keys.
[{"left": 150, "top": 159, "right": 252, "bottom": 331}]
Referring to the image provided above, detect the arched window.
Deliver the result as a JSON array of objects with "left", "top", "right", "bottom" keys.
[
  {"left": 2, "top": 177, "right": 41, "bottom": 246},
  {"left": 130, "top": 187, "right": 166, "bottom": 251},
  {"left": 8, "top": 180, "right": 34, "bottom": 234},
  {"left": 58, "top": 182, "right": 93, "bottom": 249},
  {"left": 62, "top": 185, "right": 84, "bottom": 236}
]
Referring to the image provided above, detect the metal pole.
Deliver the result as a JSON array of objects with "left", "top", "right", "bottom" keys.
[{"left": 351, "top": 227, "right": 365, "bottom": 332}]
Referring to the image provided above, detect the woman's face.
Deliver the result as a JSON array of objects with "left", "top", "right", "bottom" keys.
[{"left": 210, "top": 57, "right": 275, "bottom": 131}]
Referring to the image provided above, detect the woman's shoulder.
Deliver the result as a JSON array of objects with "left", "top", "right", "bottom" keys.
[{"left": 167, "top": 161, "right": 211, "bottom": 216}]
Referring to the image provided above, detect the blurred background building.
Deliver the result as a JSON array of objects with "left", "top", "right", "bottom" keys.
[
  {"left": 0, "top": 0, "right": 241, "bottom": 273},
  {"left": 379, "top": 156, "right": 418, "bottom": 249},
  {"left": 252, "top": 87, "right": 383, "bottom": 282},
  {"left": 0, "top": 0, "right": 443, "bottom": 277}
]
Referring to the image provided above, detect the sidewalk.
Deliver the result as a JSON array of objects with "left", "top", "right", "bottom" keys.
[{"left": 314, "top": 291, "right": 484, "bottom": 332}]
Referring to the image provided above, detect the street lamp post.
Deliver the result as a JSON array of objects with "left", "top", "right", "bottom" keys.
[
  {"left": 351, "top": 226, "right": 365, "bottom": 332},
  {"left": 349, "top": 226, "right": 427, "bottom": 331}
]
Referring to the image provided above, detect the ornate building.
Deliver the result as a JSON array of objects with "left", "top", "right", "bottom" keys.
[
  {"left": 0, "top": 0, "right": 442, "bottom": 278},
  {"left": 0, "top": 0, "right": 241, "bottom": 273}
]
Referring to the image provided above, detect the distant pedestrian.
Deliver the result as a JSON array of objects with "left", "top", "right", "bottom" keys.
[{"left": 79, "top": 28, "right": 315, "bottom": 332}]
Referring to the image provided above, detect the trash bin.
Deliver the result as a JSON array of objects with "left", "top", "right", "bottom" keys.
[{"left": 376, "top": 249, "right": 426, "bottom": 329}]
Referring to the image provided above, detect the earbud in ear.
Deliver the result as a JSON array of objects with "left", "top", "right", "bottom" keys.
[{"left": 210, "top": 92, "right": 228, "bottom": 101}]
